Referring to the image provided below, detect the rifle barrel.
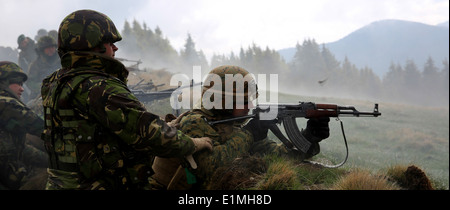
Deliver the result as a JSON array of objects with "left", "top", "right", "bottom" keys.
[{"left": 338, "top": 111, "right": 381, "bottom": 117}]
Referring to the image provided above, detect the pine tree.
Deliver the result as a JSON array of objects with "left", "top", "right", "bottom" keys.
[
  {"left": 180, "top": 33, "right": 209, "bottom": 73},
  {"left": 404, "top": 59, "right": 422, "bottom": 102},
  {"left": 440, "top": 59, "right": 449, "bottom": 104},
  {"left": 382, "top": 62, "right": 404, "bottom": 103},
  {"left": 117, "top": 20, "right": 181, "bottom": 71}
]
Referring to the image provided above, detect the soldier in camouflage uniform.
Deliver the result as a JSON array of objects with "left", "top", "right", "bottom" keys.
[
  {"left": 17, "top": 35, "right": 37, "bottom": 75},
  {"left": 150, "top": 65, "right": 256, "bottom": 190},
  {"left": 150, "top": 65, "right": 330, "bottom": 189},
  {"left": 27, "top": 36, "right": 61, "bottom": 100},
  {"left": 0, "top": 61, "right": 48, "bottom": 190},
  {"left": 41, "top": 9, "right": 212, "bottom": 190}
]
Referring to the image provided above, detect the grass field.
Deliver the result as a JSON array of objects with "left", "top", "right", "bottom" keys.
[{"left": 269, "top": 93, "right": 449, "bottom": 189}]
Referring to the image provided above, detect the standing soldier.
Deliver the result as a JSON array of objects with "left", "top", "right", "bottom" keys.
[
  {"left": 47, "top": 30, "right": 58, "bottom": 43},
  {"left": 41, "top": 9, "right": 212, "bottom": 190},
  {"left": 17, "top": 35, "right": 37, "bottom": 74},
  {"left": 0, "top": 61, "right": 47, "bottom": 190},
  {"left": 34, "top": 29, "right": 48, "bottom": 43},
  {"left": 27, "top": 35, "right": 61, "bottom": 101}
]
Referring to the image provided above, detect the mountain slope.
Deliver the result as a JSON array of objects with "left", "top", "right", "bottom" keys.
[{"left": 279, "top": 19, "right": 449, "bottom": 77}]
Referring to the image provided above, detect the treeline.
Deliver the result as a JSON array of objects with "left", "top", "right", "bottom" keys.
[
  {"left": 117, "top": 20, "right": 209, "bottom": 74},
  {"left": 210, "top": 39, "right": 449, "bottom": 107},
  {"left": 117, "top": 20, "right": 449, "bottom": 107},
  {"left": 2, "top": 20, "right": 448, "bottom": 107},
  {"left": 383, "top": 58, "right": 449, "bottom": 106}
]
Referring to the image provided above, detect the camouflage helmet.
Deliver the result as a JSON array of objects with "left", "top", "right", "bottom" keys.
[
  {"left": 17, "top": 34, "right": 26, "bottom": 45},
  {"left": 37, "top": 35, "right": 57, "bottom": 51},
  {"left": 202, "top": 65, "right": 258, "bottom": 109},
  {"left": 0, "top": 61, "right": 28, "bottom": 82},
  {"left": 57, "top": 9, "right": 122, "bottom": 55}
]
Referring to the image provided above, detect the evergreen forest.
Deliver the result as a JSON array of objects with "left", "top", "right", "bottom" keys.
[{"left": 116, "top": 20, "right": 449, "bottom": 107}]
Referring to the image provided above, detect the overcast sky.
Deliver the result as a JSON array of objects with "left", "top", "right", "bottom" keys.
[{"left": 1, "top": 0, "right": 448, "bottom": 59}]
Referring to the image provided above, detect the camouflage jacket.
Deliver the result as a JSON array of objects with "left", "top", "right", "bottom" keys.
[
  {"left": 150, "top": 108, "right": 254, "bottom": 189},
  {"left": 181, "top": 108, "right": 254, "bottom": 186},
  {"left": 18, "top": 42, "right": 37, "bottom": 74},
  {"left": 150, "top": 106, "right": 307, "bottom": 189},
  {"left": 41, "top": 51, "right": 195, "bottom": 190},
  {"left": 0, "top": 88, "right": 46, "bottom": 190}
]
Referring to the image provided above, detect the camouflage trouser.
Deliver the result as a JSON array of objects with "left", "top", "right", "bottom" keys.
[
  {"left": 250, "top": 138, "right": 310, "bottom": 160},
  {"left": 250, "top": 138, "right": 289, "bottom": 156}
]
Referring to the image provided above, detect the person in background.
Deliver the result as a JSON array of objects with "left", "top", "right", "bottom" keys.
[
  {"left": 27, "top": 35, "right": 61, "bottom": 100},
  {"left": 17, "top": 35, "right": 37, "bottom": 74},
  {"left": 0, "top": 61, "right": 47, "bottom": 190}
]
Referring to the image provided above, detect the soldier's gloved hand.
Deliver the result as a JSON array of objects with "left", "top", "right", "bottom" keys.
[
  {"left": 243, "top": 119, "right": 272, "bottom": 142},
  {"left": 301, "top": 117, "right": 330, "bottom": 143},
  {"left": 191, "top": 137, "right": 213, "bottom": 153}
]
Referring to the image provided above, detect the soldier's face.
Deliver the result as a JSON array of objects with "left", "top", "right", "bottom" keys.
[
  {"left": 44, "top": 46, "right": 56, "bottom": 57},
  {"left": 19, "top": 38, "right": 29, "bottom": 48},
  {"left": 103, "top": 42, "right": 118, "bottom": 58},
  {"left": 9, "top": 83, "right": 24, "bottom": 98},
  {"left": 232, "top": 104, "right": 250, "bottom": 117}
]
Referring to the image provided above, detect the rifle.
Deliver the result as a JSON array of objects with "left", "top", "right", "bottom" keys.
[
  {"left": 116, "top": 57, "right": 143, "bottom": 71},
  {"left": 131, "top": 87, "right": 182, "bottom": 116},
  {"left": 131, "top": 88, "right": 178, "bottom": 103},
  {"left": 130, "top": 79, "right": 165, "bottom": 91},
  {"left": 205, "top": 102, "right": 381, "bottom": 168},
  {"left": 130, "top": 80, "right": 203, "bottom": 115},
  {"left": 131, "top": 80, "right": 203, "bottom": 103}
]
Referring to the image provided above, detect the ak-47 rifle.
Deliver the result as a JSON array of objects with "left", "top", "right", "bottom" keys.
[{"left": 205, "top": 102, "right": 381, "bottom": 168}]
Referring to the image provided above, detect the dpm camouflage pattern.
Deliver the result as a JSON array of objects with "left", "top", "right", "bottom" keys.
[
  {"left": 0, "top": 61, "right": 27, "bottom": 82},
  {"left": 150, "top": 108, "right": 253, "bottom": 189},
  {"left": 57, "top": 9, "right": 122, "bottom": 55},
  {"left": 41, "top": 51, "right": 195, "bottom": 190},
  {"left": 0, "top": 84, "right": 46, "bottom": 190},
  {"left": 0, "top": 90, "right": 43, "bottom": 139}
]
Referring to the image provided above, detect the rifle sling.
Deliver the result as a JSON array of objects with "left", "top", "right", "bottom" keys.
[{"left": 304, "top": 117, "right": 349, "bottom": 168}]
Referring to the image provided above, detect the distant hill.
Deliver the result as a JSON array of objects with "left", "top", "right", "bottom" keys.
[
  {"left": 279, "top": 19, "right": 449, "bottom": 77},
  {"left": 437, "top": 20, "right": 449, "bottom": 28}
]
